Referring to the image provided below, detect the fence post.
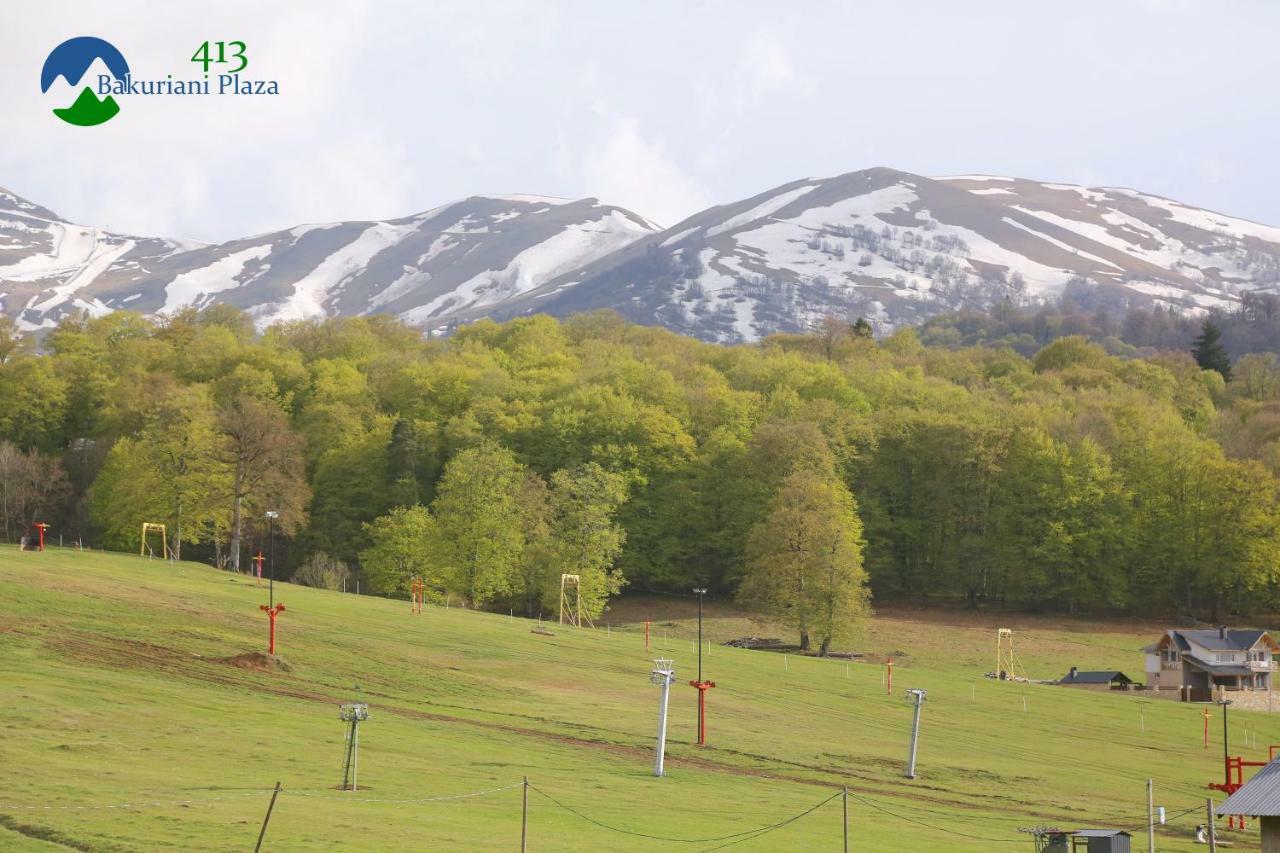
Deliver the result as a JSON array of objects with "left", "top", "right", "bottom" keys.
[
  {"left": 842, "top": 786, "right": 849, "bottom": 853},
  {"left": 521, "top": 776, "right": 529, "bottom": 853},
  {"left": 1146, "top": 778, "right": 1155, "bottom": 853},
  {"left": 254, "top": 781, "right": 282, "bottom": 853},
  {"left": 1206, "top": 797, "right": 1217, "bottom": 853}
]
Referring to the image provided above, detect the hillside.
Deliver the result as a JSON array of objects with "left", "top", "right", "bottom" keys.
[
  {"left": 0, "top": 547, "right": 1272, "bottom": 851},
  {"left": 5, "top": 168, "right": 1280, "bottom": 340}
]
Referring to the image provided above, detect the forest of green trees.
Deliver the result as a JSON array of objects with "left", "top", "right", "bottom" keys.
[{"left": 2, "top": 304, "right": 1280, "bottom": 646}]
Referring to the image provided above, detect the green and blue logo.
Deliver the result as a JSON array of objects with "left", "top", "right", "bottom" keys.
[
  {"left": 40, "top": 36, "right": 129, "bottom": 126},
  {"left": 40, "top": 37, "right": 279, "bottom": 126}
]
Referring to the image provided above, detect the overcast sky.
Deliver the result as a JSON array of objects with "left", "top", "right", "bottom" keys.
[{"left": 5, "top": 1, "right": 1277, "bottom": 242}]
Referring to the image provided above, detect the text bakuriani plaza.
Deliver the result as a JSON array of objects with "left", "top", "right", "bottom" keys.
[{"left": 98, "top": 74, "right": 279, "bottom": 96}]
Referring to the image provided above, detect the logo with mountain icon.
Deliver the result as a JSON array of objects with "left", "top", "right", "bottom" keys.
[{"left": 41, "top": 37, "right": 130, "bottom": 126}]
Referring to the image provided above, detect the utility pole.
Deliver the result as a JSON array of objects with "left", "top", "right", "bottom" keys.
[
  {"left": 651, "top": 658, "right": 676, "bottom": 777},
  {"left": 904, "top": 688, "right": 927, "bottom": 779},
  {"left": 1146, "top": 778, "right": 1155, "bottom": 853},
  {"left": 265, "top": 510, "right": 279, "bottom": 608}
]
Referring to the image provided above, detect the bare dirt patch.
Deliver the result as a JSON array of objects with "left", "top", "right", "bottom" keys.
[{"left": 216, "top": 651, "right": 292, "bottom": 673}]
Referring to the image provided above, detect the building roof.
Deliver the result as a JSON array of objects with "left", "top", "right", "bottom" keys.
[
  {"left": 1180, "top": 657, "right": 1255, "bottom": 677},
  {"left": 1159, "top": 628, "right": 1275, "bottom": 653},
  {"left": 1186, "top": 629, "right": 1269, "bottom": 650},
  {"left": 1072, "top": 829, "right": 1131, "bottom": 837},
  {"left": 1219, "top": 757, "right": 1280, "bottom": 816},
  {"left": 1059, "top": 669, "right": 1132, "bottom": 685}
]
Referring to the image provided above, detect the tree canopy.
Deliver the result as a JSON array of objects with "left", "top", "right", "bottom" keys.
[{"left": 5, "top": 305, "right": 1280, "bottom": 641}]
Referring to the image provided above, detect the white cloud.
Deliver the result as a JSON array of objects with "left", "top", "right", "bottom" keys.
[
  {"left": 581, "top": 116, "right": 711, "bottom": 229},
  {"left": 266, "top": 130, "right": 414, "bottom": 233},
  {"left": 740, "top": 32, "right": 801, "bottom": 96}
]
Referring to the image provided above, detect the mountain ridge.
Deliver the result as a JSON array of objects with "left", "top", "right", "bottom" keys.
[{"left": 4, "top": 168, "right": 1278, "bottom": 340}]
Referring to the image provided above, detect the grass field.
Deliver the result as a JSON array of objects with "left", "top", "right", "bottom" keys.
[{"left": 0, "top": 548, "right": 1273, "bottom": 851}]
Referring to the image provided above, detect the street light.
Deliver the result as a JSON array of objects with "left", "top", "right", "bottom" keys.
[
  {"left": 1218, "top": 698, "right": 1233, "bottom": 788},
  {"left": 265, "top": 511, "right": 279, "bottom": 608},
  {"left": 693, "top": 588, "right": 707, "bottom": 683},
  {"left": 689, "top": 587, "right": 715, "bottom": 746}
]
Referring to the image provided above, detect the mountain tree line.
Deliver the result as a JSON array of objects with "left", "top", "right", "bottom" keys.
[{"left": 1, "top": 305, "right": 1279, "bottom": 648}]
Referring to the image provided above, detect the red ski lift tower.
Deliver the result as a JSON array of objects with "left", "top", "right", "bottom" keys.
[
  {"left": 1206, "top": 698, "right": 1280, "bottom": 831},
  {"left": 260, "top": 603, "right": 285, "bottom": 655},
  {"left": 30, "top": 522, "right": 50, "bottom": 551},
  {"left": 252, "top": 553, "right": 265, "bottom": 586}
]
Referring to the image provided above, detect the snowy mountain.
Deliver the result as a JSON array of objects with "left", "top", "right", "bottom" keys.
[
  {"left": 4, "top": 167, "right": 1280, "bottom": 341},
  {"left": 479, "top": 167, "right": 1280, "bottom": 342},
  {"left": 0, "top": 189, "right": 657, "bottom": 332}
]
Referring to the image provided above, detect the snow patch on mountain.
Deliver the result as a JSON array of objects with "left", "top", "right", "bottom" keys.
[
  {"left": 400, "top": 211, "right": 651, "bottom": 323},
  {"left": 0, "top": 222, "right": 99, "bottom": 279},
  {"left": 260, "top": 222, "right": 419, "bottom": 324},
  {"left": 161, "top": 244, "right": 273, "bottom": 313},
  {"left": 706, "top": 184, "right": 818, "bottom": 237}
]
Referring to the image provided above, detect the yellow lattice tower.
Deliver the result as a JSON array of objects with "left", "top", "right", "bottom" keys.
[
  {"left": 140, "top": 523, "right": 167, "bottom": 559},
  {"left": 559, "top": 574, "right": 593, "bottom": 628},
  {"left": 996, "top": 628, "right": 1028, "bottom": 681}
]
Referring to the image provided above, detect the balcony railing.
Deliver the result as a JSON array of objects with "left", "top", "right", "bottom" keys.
[{"left": 1248, "top": 660, "right": 1277, "bottom": 672}]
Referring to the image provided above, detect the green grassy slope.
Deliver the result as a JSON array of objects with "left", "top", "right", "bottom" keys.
[{"left": 0, "top": 548, "right": 1270, "bottom": 851}]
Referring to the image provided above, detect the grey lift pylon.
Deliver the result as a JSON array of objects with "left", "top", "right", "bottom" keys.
[
  {"left": 339, "top": 695, "right": 370, "bottom": 791},
  {"left": 904, "top": 688, "right": 927, "bottom": 779},
  {"left": 650, "top": 658, "right": 676, "bottom": 777}
]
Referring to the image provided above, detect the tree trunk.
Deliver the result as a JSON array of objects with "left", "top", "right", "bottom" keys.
[
  {"left": 800, "top": 630, "right": 810, "bottom": 652},
  {"left": 174, "top": 497, "right": 183, "bottom": 561},
  {"left": 230, "top": 492, "right": 243, "bottom": 572},
  {"left": 818, "top": 636, "right": 831, "bottom": 657}
]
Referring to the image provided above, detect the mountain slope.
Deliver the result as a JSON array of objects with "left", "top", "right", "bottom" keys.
[
  {"left": 5, "top": 168, "right": 1280, "bottom": 340},
  {"left": 0, "top": 188, "right": 657, "bottom": 331},
  {"left": 0, "top": 188, "right": 201, "bottom": 327},
  {"left": 485, "top": 167, "right": 1280, "bottom": 341}
]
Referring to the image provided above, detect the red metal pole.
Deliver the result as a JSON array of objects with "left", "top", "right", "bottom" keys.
[
  {"left": 36, "top": 524, "right": 47, "bottom": 551},
  {"left": 253, "top": 553, "right": 264, "bottom": 585},
  {"left": 688, "top": 680, "right": 716, "bottom": 746},
  {"left": 887, "top": 658, "right": 894, "bottom": 695},
  {"left": 260, "top": 604, "right": 285, "bottom": 655},
  {"left": 698, "top": 687, "right": 705, "bottom": 744}
]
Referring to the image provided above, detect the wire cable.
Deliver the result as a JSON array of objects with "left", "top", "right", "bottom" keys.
[
  {"left": 843, "top": 789, "right": 1025, "bottom": 844},
  {"left": 692, "top": 792, "right": 842, "bottom": 851},
  {"left": 282, "top": 782, "right": 523, "bottom": 804},
  {"left": 530, "top": 783, "right": 840, "bottom": 844}
]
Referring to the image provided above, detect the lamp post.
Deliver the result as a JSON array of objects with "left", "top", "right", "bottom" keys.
[
  {"left": 693, "top": 588, "right": 706, "bottom": 683},
  {"left": 265, "top": 511, "right": 279, "bottom": 608},
  {"left": 689, "top": 587, "right": 715, "bottom": 746},
  {"left": 1219, "top": 698, "right": 1233, "bottom": 788}
]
